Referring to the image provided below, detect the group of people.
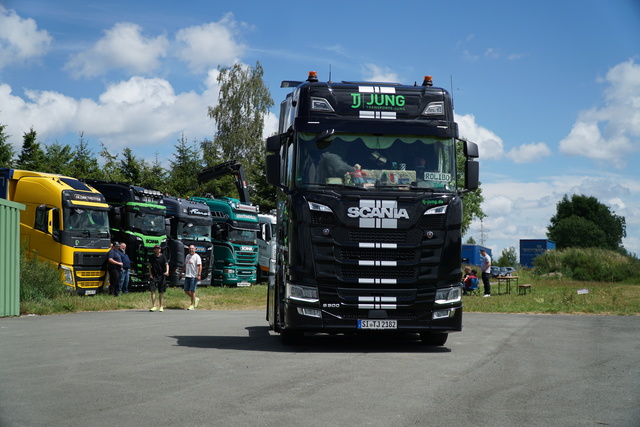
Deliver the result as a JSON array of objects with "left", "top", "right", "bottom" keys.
[
  {"left": 106, "top": 242, "right": 203, "bottom": 312},
  {"left": 462, "top": 249, "right": 492, "bottom": 297},
  {"left": 106, "top": 242, "right": 130, "bottom": 296}
]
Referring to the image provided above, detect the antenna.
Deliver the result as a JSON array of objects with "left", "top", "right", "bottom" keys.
[
  {"left": 328, "top": 64, "right": 332, "bottom": 82},
  {"left": 450, "top": 74, "right": 455, "bottom": 109}
]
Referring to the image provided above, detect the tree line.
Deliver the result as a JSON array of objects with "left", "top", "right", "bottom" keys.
[
  {"left": 0, "top": 62, "right": 278, "bottom": 212},
  {"left": 1, "top": 61, "right": 487, "bottom": 231}
]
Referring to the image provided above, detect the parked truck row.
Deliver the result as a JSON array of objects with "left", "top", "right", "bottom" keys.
[{"left": 0, "top": 162, "right": 273, "bottom": 293}]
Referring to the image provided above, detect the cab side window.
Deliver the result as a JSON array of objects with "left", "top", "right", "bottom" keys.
[{"left": 35, "top": 205, "right": 48, "bottom": 233}]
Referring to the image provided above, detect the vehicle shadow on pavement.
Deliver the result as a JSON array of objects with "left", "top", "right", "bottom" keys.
[{"left": 169, "top": 326, "right": 452, "bottom": 353}]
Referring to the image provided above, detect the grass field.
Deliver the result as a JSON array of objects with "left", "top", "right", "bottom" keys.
[
  {"left": 19, "top": 285, "right": 269, "bottom": 316},
  {"left": 18, "top": 269, "right": 640, "bottom": 316},
  {"left": 463, "top": 274, "right": 640, "bottom": 315}
]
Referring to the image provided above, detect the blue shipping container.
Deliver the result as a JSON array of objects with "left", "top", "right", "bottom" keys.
[
  {"left": 462, "top": 244, "right": 492, "bottom": 267},
  {"left": 520, "top": 239, "right": 556, "bottom": 268}
]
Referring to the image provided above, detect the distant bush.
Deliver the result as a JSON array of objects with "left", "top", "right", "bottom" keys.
[
  {"left": 534, "top": 247, "right": 637, "bottom": 282},
  {"left": 20, "top": 250, "right": 66, "bottom": 302}
]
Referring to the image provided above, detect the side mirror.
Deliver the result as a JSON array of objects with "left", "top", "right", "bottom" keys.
[
  {"left": 266, "top": 154, "right": 281, "bottom": 187},
  {"left": 465, "top": 160, "right": 479, "bottom": 191},
  {"left": 464, "top": 140, "right": 479, "bottom": 159},
  {"left": 266, "top": 134, "right": 283, "bottom": 188},
  {"left": 213, "top": 224, "right": 223, "bottom": 239},
  {"left": 266, "top": 134, "right": 281, "bottom": 152}
]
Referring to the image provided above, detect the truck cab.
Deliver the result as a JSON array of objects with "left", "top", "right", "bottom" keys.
[
  {"left": 1, "top": 168, "right": 111, "bottom": 294},
  {"left": 83, "top": 180, "right": 167, "bottom": 289},
  {"left": 163, "top": 196, "right": 213, "bottom": 286}
]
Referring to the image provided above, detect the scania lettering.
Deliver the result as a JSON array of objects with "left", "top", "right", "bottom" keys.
[
  {"left": 265, "top": 72, "right": 480, "bottom": 345},
  {"left": 347, "top": 207, "right": 409, "bottom": 219},
  {"left": 0, "top": 168, "right": 111, "bottom": 294},
  {"left": 83, "top": 180, "right": 167, "bottom": 290}
]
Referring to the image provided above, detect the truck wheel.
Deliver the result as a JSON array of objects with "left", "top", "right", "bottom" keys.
[
  {"left": 280, "top": 329, "right": 303, "bottom": 345},
  {"left": 420, "top": 332, "right": 448, "bottom": 346}
]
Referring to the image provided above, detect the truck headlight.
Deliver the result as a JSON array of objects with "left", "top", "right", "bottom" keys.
[
  {"left": 223, "top": 268, "right": 235, "bottom": 276},
  {"left": 435, "top": 286, "right": 462, "bottom": 304},
  {"left": 424, "top": 205, "right": 448, "bottom": 215},
  {"left": 59, "top": 266, "right": 73, "bottom": 285},
  {"left": 286, "top": 283, "right": 319, "bottom": 303}
]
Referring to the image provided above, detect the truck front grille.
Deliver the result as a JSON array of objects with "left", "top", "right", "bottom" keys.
[
  {"left": 340, "top": 248, "right": 416, "bottom": 262},
  {"left": 338, "top": 266, "right": 415, "bottom": 280}
]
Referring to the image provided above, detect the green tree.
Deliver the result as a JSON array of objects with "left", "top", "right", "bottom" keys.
[
  {"left": 99, "top": 142, "right": 124, "bottom": 182},
  {"left": 167, "top": 134, "right": 202, "bottom": 197},
  {"left": 140, "top": 153, "right": 167, "bottom": 192},
  {"left": 207, "top": 61, "right": 273, "bottom": 197},
  {"left": 120, "top": 147, "right": 146, "bottom": 184},
  {"left": 0, "top": 123, "right": 14, "bottom": 167},
  {"left": 456, "top": 139, "right": 485, "bottom": 236},
  {"left": 496, "top": 246, "right": 517, "bottom": 267},
  {"left": 547, "top": 194, "right": 626, "bottom": 251},
  {"left": 68, "top": 132, "right": 101, "bottom": 179},
  {"left": 43, "top": 142, "right": 73, "bottom": 175},
  {"left": 200, "top": 138, "right": 236, "bottom": 198},
  {"left": 248, "top": 154, "right": 276, "bottom": 212},
  {"left": 16, "top": 128, "right": 46, "bottom": 171},
  {"left": 466, "top": 236, "right": 477, "bottom": 244}
]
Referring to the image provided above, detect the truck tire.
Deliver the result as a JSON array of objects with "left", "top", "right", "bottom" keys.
[{"left": 420, "top": 332, "right": 448, "bottom": 346}]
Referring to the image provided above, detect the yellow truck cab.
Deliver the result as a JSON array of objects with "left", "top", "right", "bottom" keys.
[{"left": 0, "top": 168, "right": 111, "bottom": 294}]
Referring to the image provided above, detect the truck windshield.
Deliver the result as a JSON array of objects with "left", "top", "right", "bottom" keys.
[
  {"left": 64, "top": 207, "right": 109, "bottom": 236},
  {"left": 228, "top": 226, "right": 257, "bottom": 245},
  {"left": 178, "top": 222, "right": 211, "bottom": 241},
  {"left": 295, "top": 132, "right": 457, "bottom": 191},
  {"left": 129, "top": 207, "right": 165, "bottom": 236}
]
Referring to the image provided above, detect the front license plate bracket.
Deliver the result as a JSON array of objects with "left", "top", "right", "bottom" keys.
[{"left": 357, "top": 319, "right": 397, "bottom": 330}]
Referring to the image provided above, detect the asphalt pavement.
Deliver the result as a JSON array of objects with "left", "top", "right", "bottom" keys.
[{"left": 1, "top": 310, "right": 639, "bottom": 427}]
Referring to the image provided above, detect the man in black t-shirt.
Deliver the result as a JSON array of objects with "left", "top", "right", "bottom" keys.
[
  {"left": 148, "top": 245, "right": 169, "bottom": 312},
  {"left": 107, "top": 242, "right": 123, "bottom": 296}
]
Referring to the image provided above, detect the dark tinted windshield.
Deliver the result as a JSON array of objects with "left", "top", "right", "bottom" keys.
[{"left": 295, "top": 133, "right": 456, "bottom": 191}]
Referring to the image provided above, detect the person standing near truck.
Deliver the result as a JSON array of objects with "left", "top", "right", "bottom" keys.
[
  {"left": 181, "top": 244, "right": 202, "bottom": 310},
  {"left": 107, "top": 242, "right": 123, "bottom": 296},
  {"left": 148, "top": 245, "right": 169, "bottom": 312},
  {"left": 480, "top": 249, "right": 492, "bottom": 297},
  {"left": 119, "top": 243, "right": 131, "bottom": 294}
]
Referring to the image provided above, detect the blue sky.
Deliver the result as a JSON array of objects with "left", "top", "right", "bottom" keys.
[{"left": 1, "top": 0, "right": 640, "bottom": 258}]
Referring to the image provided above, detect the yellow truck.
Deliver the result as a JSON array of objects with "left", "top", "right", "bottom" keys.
[{"left": 0, "top": 168, "right": 111, "bottom": 294}]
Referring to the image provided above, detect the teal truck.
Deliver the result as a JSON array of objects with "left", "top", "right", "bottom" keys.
[
  {"left": 193, "top": 161, "right": 259, "bottom": 286},
  {"left": 84, "top": 180, "right": 167, "bottom": 290}
]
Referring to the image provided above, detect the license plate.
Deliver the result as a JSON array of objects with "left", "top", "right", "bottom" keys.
[
  {"left": 358, "top": 319, "right": 397, "bottom": 330},
  {"left": 237, "top": 282, "right": 251, "bottom": 287},
  {"left": 85, "top": 290, "right": 96, "bottom": 295}
]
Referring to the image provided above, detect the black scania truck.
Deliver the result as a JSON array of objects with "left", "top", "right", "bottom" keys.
[{"left": 265, "top": 72, "right": 479, "bottom": 345}]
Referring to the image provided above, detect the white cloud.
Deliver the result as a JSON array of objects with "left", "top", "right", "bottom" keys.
[
  {"left": 0, "top": 5, "right": 52, "bottom": 69},
  {"left": 0, "top": 75, "right": 220, "bottom": 152},
  {"left": 174, "top": 13, "right": 246, "bottom": 74},
  {"left": 361, "top": 64, "right": 399, "bottom": 83},
  {"left": 506, "top": 142, "right": 552, "bottom": 163},
  {"left": 559, "top": 59, "right": 640, "bottom": 168},
  {"left": 64, "top": 22, "right": 168, "bottom": 78},
  {"left": 466, "top": 174, "right": 640, "bottom": 258},
  {"left": 455, "top": 113, "right": 504, "bottom": 160}
]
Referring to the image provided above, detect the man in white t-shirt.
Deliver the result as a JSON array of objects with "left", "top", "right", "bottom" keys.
[
  {"left": 480, "top": 249, "right": 491, "bottom": 297},
  {"left": 181, "top": 245, "right": 202, "bottom": 310}
]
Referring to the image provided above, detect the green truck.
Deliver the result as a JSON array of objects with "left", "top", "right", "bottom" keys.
[
  {"left": 193, "top": 161, "right": 259, "bottom": 287},
  {"left": 84, "top": 180, "right": 167, "bottom": 290}
]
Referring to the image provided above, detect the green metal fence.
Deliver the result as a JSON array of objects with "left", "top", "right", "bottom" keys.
[{"left": 0, "top": 198, "right": 25, "bottom": 317}]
